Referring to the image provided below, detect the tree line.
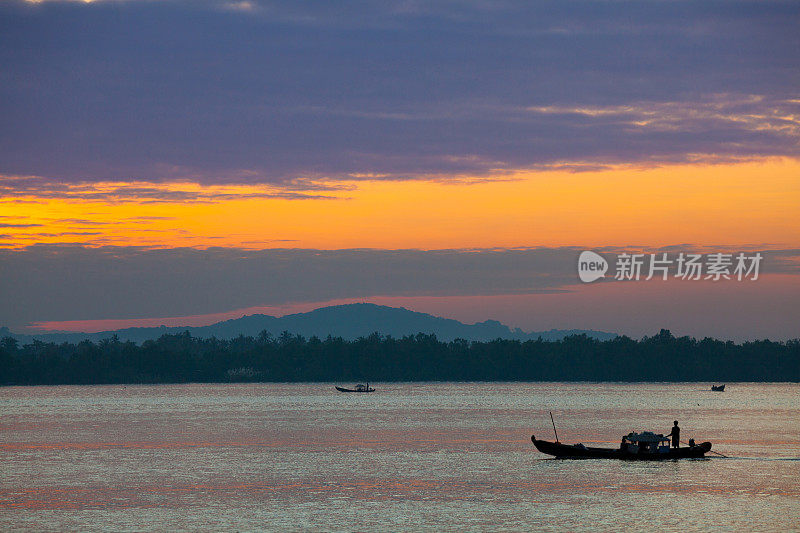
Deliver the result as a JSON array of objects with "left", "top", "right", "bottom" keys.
[{"left": 1, "top": 329, "right": 798, "bottom": 385}]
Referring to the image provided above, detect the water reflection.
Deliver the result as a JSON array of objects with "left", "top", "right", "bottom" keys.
[{"left": 1, "top": 383, "right": 798, "bottom": 530}]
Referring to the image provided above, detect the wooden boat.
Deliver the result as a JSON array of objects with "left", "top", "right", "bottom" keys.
[
  {"left": 531, "top": 431, "right": 712, "bottom": 460},
  {"left": 335, "top": 383, "right": 375, "bottom": 393},
  {"left": 711, "top": 384, "right": 725, "bottom": 391}
]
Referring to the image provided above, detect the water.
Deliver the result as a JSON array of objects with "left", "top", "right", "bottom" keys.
[{"left": 1, "top": 383, "right": 798, "bottom": 531}]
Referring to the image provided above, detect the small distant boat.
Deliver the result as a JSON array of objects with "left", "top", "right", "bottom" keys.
[
  {"left": 335, "top": 383, "right": 375, "bottom": 393},
  {"left": 531, "top": 431, "right": 712, "bottom": 460},
  {"left": 711, "top": 384, "right": 725, "bottom": 391}
]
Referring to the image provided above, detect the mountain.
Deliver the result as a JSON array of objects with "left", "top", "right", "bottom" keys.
[{"left": 1, "top": 303, "right": 617, "bottom": 344}]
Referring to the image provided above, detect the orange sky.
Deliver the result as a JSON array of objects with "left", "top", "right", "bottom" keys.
[{"left": 2, "top": 157, "right": 799, "bottom": 250}]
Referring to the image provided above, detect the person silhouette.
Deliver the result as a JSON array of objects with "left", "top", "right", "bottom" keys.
[{"left": 668, "top": 421, "right": 680, "bottom": 448}]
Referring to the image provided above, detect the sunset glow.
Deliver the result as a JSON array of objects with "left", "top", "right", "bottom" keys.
[
  {"left": 3, "top": 3, "right": 800, "bottom": 531},
  {"left": 2, "top": 0, "right": 798, "bottom": 338},
  {"left": 2, "top": 158, "right": 798, "bottom": 250}
]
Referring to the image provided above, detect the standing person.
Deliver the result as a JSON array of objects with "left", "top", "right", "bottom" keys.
[{"left": 668, "top": 421, "right": 680, "bottom": 448}]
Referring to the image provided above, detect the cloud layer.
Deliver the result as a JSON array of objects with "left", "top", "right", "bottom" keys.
[
  {"left": 1, "top": 0, "right": 798, "bottom": 190},
  {"left": 1, "top": 244, "right": 798, "bottom": 331}
]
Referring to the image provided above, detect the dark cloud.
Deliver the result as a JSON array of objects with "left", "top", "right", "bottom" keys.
[
  {"left": 0, "top": 232, "right": 102, "bottom": 239},
  {"left": 0, "top": 245, "right": 582, "bottom": 327},
  {"left": 0, "top": 175, "right": 344, "bottom": 201},
  {"left": 0, "top": 244, "right": 797, "bottom": 329},
  {"left": 0, "top": 0, "right": 798, "bottom": 189},
  {"left": 44, "top": 218, "right": 113, "bottom": 225},
  {"left": 0, "top": 223, "right": 43, "bottom": 228},
  {"left": 0, "top": 217, "right": 179, "bottom": 226}
]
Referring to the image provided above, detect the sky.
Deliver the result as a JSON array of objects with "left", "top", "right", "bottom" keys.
[{"left": 0, "top": 0, "right": 798, "bottom": 339}]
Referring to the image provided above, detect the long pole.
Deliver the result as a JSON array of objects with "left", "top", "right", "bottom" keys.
[{"left": 549, "top": 411, "right": 559, "bottom": 443}]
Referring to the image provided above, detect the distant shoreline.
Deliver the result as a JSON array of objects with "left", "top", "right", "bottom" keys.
[
  {"left": 2, "top": 380, "right": 799, "bottom": 388},
  {"left": 2, "top": 329, "right": 798, "bottom": 386}
]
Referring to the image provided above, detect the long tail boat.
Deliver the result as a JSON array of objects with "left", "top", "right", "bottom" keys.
[
  {"left": 531, "top": 431, "right": 711, "bottom": 460},
  {"left": 335, "top": 383, "right": 375, "bottom": 393}
]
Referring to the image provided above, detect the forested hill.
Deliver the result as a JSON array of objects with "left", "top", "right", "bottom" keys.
[
  {"left": 0, "top": 304, "right": 616, "bottom": 345},
  {"left": 1, "top": 329, "right": 798, "bottom": 385}
]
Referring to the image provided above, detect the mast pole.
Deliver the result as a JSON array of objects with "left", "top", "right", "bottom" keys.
[{"left": 550, "top": 411, "right": 559, "bottom": 443}]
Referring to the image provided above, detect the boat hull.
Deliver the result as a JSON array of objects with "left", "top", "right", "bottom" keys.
[
  {"left": 335, "top": 386, "right": 375, "bottom": 393},
  {"left": 531, "top": 436, "right": 711, "bottom": 460}
]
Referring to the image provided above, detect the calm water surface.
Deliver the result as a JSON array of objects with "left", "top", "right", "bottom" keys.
[{"left": 1, "top": 383, "right": 798, "bottom": 531}]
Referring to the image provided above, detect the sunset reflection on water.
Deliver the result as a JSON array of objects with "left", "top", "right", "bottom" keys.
[{"left": 1, "top": 383, "right": 798, "bottom": 530}]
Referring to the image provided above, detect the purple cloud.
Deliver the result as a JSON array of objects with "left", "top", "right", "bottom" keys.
[
  {"left": 0, "top": 244, "right": 797, "bottom": 334},
  {"left": 0, "top": 0, "right": 798, "bottom": 190}
]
